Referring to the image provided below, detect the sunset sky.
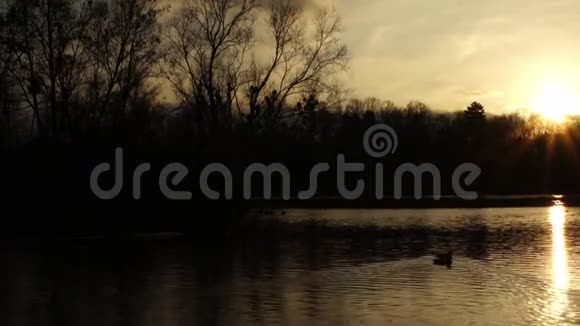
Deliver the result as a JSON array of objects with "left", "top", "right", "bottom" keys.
[
  {"left": 332, "top": 0, "right": 580, "bottom": 114},
  {"left": 3, "top": 0, "right": 578, "bottom": 115}
]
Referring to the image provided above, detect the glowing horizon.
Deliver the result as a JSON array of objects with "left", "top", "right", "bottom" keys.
[{"left": 331, "top": 0, "right": 580, "bottom": 114}]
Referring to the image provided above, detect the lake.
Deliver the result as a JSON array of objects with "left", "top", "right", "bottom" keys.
[{"left": 1, "top": 205, "right": 580, "bottom": 325}]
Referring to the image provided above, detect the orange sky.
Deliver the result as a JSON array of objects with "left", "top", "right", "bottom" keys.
[{"left": 331, "top": 0, "right": 580, "bottom": 114}]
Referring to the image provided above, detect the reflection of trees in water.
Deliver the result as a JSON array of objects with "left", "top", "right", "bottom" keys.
[
  {"left": 0, "top": 221, "right": 570, "bottom": 325},
  {"left": 238, "top": 218, "right": 556, "bottom": 266},
  {"left": 463, "top": 215, "right": 490, "bottom": 260}
]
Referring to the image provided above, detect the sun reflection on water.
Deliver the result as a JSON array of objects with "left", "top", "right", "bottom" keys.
[{"left": 549, "top": 203, "right": 569, "bottom": 318}]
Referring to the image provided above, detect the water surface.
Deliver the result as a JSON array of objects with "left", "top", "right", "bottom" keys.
[{"left": 2, "top": 206, "right": 580, "bottom": 325}]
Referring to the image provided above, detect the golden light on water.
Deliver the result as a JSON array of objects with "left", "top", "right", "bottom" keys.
[
  {"left": 550, "top": 204, "right": 568, "bottom": 290},
  {"left": 549, "top": 203, "right": 569, "bottom": 316}
]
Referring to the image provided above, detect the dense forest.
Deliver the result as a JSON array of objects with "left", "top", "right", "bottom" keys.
[{"left": 1, "top": 0, "right": 580, "bottom": 232}]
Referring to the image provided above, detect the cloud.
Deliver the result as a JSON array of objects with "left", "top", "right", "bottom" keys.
[
  {"left": 456, "top": 89, "right": 503, "bottom": 98},
  {"left": 329, "top": 0, "right": 580, "bottom": 112}
]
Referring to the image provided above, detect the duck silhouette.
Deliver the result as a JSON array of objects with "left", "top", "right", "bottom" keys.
[{"left": 433, "top": 251, "right": 453, "bottom": 268}]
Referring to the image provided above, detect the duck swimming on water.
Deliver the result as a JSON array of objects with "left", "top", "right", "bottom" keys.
[{"left": 433, "top": 251, "right": 453, "bottom": 268}]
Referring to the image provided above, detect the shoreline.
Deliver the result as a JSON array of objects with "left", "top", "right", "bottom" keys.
[{"left": 245, "top": 195, "right": 569, "bottom": 209}]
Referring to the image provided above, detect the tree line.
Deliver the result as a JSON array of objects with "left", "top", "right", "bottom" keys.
[
  {"left": 1, "top": 0, "right": 580, "bottom": 198},
  {"left": 0, "top": 0, "right": 347, "bottom": 143}
]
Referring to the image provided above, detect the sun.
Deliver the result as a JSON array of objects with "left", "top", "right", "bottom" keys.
[{"left": 531, "top": 80, "right": 580, "bottom": 122}]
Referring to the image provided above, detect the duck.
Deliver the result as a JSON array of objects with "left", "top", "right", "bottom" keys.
[{"left": 433, "top": 250, "right": 453, "bottom": 268}]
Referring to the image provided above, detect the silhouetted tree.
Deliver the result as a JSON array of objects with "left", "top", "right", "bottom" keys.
[
  {"left": 81, "top": 0, "right": 164, "bottom": 134},
  {"left": 0, "top": 10, "right": 16, "bottom": 144},
  {"left": 300, "top": 94, "right": 320, "bottom": 135},
  {"left": 6, "top": 0, "right": 83, "bottom": 137},
  {"left": 244, "top": 1, "right": 348, "bottom": 130},
  {"left": 162, "top": 0, "right": 255, "bottom": 134},
  {"left": 459, "top": 101, "right": 486, "bottom": 151},
  {"left": 162, "top": 0, "right": 347, "bottom": 135},
  {"left": 465, "top": 101, "right": 486, "bottom": 121}
]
